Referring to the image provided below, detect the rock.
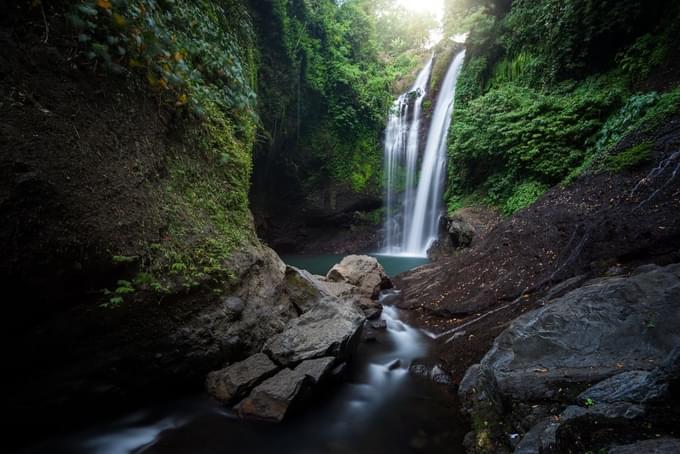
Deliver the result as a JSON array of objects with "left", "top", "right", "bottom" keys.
[
  {"left": 223, "top": 296, "right": 245, "bottom": 317},
  {"left": 467, "top": 264, "right": 680, "bottom": 402},
  {"left": 608, "top": 437, "right": 680, "bottom": 453},
  {"left": 427, "top": 208, "right": 501, "bottom": 260},
  {"left": 409, "top": 363, "right": 430, "bottom": 378},
  {"left": 461, "top": 264, "right": 680, "bottom": 452},
  {"left": 543, "top": 274, "right": 588, "bottom": 301},
  {"left": 516, "top": 402, "right": 646, "bottom": 454},
  {"left": 388, "top": 359, "right": 401, "bottom": 370},
  {"left": 280, "top": 266, "right": 332, "bottom": 314},
  {"left": 263, "top": 296, "right": 364, "bottom": 366},
  {"left": 205, "top": 353, "right": 279, "bottom": 405},
  {"left": 331, "top": 362, "right": 347, "bottom": 378},
  {"left": 561, "top": 402, "right": 646, "bottom": 420},
  {"left": 326, "top": 255, "right": 391, "bottom": 299},
  {"left": 378, "top": 289, "right": 401, "bottom": 305},
  {"left": 577, "top": 370, "right": 668, "bottom": 405},
  {"left": 370, "top": 319, "right": 387, "bottom": 330},
  {"left": 430, "top": 365, "right": 453, "bottom": 385},
  {"left": 357, "top": 297, "right": 382, "bottom": 319},
  {"left": 236, "top": 367, "right": 312, "bottom": 422},
  {"left": 294, "top": 357, "right": 335, "bottom": 384},
  {"left": 236, "top": 357, "right": 335, "bottom": 422},
  {"left": 514, "top": 417, "right": 559, "bottom": 454},
  {"left": 447, "top": 216, "right": 476, "bottom": 248}
]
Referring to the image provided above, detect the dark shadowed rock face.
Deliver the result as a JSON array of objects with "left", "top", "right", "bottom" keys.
[
  {"left": 608, "top": 437, "right": 680, "bottom": 453},
  {"left": 460, "top": 263, "right": 680, "bottom": 453},
  {"left": 468, "top": 263, "right": 680, "bottom": 402},
  {"left": 205, "top": 353, "right": 279, "bottom": 405},
  {"left": 236, "top": 367, "right": 312, "bottom": 422},
  {"left": 235, "top": 357, "right": 335, "bottom": 422}
]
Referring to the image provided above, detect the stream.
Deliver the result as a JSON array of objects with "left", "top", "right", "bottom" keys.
[{"left": 24, "top": 256, "right": 466, "bottom": 454}]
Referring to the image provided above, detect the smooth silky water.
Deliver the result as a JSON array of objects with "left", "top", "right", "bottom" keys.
[{"left": 24, "top": 255, "right": 465, "bottom": 454}]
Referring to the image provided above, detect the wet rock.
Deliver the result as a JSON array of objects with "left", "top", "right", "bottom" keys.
[
  {"left": 330, "top": 362, "right": 347, "bottom": 378},
  {"left": 370, "top": 319, "right": 387, "bottom": 330},
  {"left": 236, "top": 357, "right": 335, "bottom": 422},
  {"left": 577, "top": 370, "right": 668, "bottom": 405},
  {"left": 388, "top": 359, "right": 401, "bottom": 370},
  {"left": 236, "top": 367, "right": 312, "bottom": 422},
  {"left": 461, "top": 264, "right": 680, "bottom": 452},
  {"left": 514, "top": 417, "right": 559, "bottom": 454},
  {"left": 608, "top": 437, "right": 680, "bottom": 453},
  {"left": 357, "top": 297, "right": 382, "bottom": 319},
  {"left": 294, "top": 357, "right": 335, "bottom": 384},
  {"left": 205, "top": 353, "right": 279, "bottom": 405},
  {"left": 263, "top": 296, "right": 364, "bottom": 366},
  {"left": 543, "top": 274, "right": 588, "bottom": 301},
  {"left": 409, "top": 363, "right": 430, "bottom": 378},
  {"left": 516, "top": 402, "right": 646, "bottom": 454},
  {"left": 378, "top": 289, "right": 401, "bottom": 305},
  {"left": 326, "top": 255, "right": 391, "bottom": 299},
  {"left": 467, "top": 264, "right": 680, "bottom": 403},
  {"left": 430, "top": 365, "right": 453, "bottom": 385}
]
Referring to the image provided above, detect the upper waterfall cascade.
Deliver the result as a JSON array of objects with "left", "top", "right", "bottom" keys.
[{"left": 382, "top": 49, "right": 467, "bottom": 257}]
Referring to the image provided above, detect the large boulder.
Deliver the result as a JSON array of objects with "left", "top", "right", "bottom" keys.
[
  {"left": 326, "top": 255, "right": 391, "bottom": 299},
  {"left": 205, "top": 353, "right": 279, "bottom": 404},
  {"left": 263, "top": 296, "right": 364, "bottom": 366},
  {"left": 460, "top": 263, "right": 680, "bottom": 452},
  {"left": 608, "top": 438, "right": 680, "bottom": 453},
  {"left": 279, "top": 265, "right": 336, "bottom": 314},
  {"left": 236, "top": 357, "right": 335, "bottom": 422},
  {"left": 236, "top": 367, "right": 312, "bottom": 422},
  {"left": 464, "top": 263, "right": 680, "bottom": 403}
]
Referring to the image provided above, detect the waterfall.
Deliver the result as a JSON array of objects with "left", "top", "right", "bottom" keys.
[
  {"left": 382, "top": 56, "right": 433, "bottom": 254},
  {"left": 382, "top": 49, "right": 466, "bottom": 257}
]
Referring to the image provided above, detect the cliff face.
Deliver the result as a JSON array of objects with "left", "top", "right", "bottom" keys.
[{"left": 0, "top": 3, "right": 283, "bottom": 446}]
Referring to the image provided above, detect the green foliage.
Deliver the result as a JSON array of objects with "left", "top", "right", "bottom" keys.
[
  {"left": 448, "top": 76, "right": 624, "bottom": 206},
  {"left": 502, "top": 181, "right": 548, "bottom": 215},
  {"left": 112, "top": 255, "right": 136, "bottom": 264},
  {"left": 257, "top": 0, "right": 420, "bottom": 194},
  {"left": 454, "top": 56, "right": 488, "bottom": 104},
  {"left": 604, "top": 142, "right": 653, "bottom": 172},
  {"left": 142, "top": 105, "right": 255, "bottom": 290},
  {"left": 584, "top": 86, "right": 680, "bottom": 171},
  {"left": 101, "top": 279, "right": 134, "bottom": 307},
  {"left": 443, "top": 0, "right": 679, "bottom": 210},
  {"left": 67, "top": 0, "right": 257, "bottom": 120},
  {"left": 486, "top": 52, "right": 541, "bottom": 90},
  {"left": 616, "top": 34, "right": 669, "bottom": 83},
  {"left": 500, "top": 0, "right": 668, "bottom": 81}
]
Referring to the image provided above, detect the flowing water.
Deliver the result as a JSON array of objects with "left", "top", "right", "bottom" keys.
[
  {"left": 24, "top": 256, "right": 465, "bottom": 454},
  {"left": 383, "top": 50, "right": 467, "bottom": 257}
]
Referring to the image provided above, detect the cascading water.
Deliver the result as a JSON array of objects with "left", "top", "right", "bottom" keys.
[
  {"left": 382, "top": 49, "right": 466, "bottom": 256},
  {"left": 382, "top": 56, "right": 433, "bottom": 254}
]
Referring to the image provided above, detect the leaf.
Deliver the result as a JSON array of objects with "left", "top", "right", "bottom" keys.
[
  {"left": 112, "top": 12, "right": 126, "bottom": 28},
  {"left": 176, "top": 93, "right": 188, "bottom": 106}
]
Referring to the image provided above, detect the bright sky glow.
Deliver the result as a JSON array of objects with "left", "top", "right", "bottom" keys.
[{"left": 396, "top": 0, "right": 444, "bottom": 21}]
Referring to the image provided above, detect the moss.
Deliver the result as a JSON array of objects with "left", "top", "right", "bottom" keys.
[
  {"left": 102, "top": 103, "right": 256, "bottom": 304},
  {"left": 604, "top": 141, "right": 653, "bottom": 172}
]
